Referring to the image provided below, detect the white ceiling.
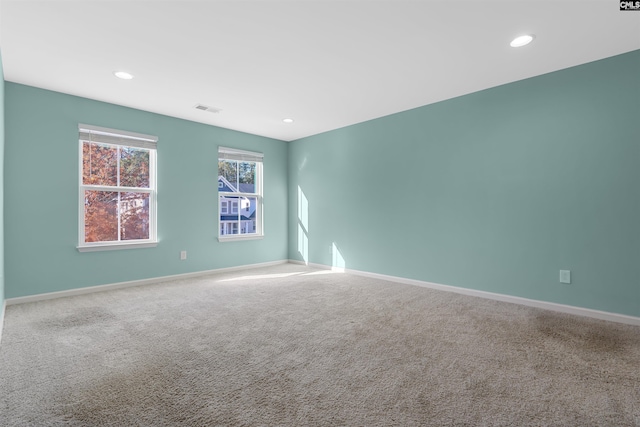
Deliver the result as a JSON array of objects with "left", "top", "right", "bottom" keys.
[{"left": 1, "top": 0, "right": 639, "bottom": 142}]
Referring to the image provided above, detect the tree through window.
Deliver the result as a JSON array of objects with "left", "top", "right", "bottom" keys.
[{"left": 78, "top": 124, "right": 158, "bottom": 250}]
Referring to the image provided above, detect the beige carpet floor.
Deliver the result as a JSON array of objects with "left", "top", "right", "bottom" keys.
[{"left": 0, "top": 263, "right": 638, "bottom": 426}]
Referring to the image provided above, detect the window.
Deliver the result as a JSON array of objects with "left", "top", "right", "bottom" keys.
[
  {"left": 78, "top": 124, "right": 158, "bottom": 251},
  {"left": 218, "top": 146, "right": 263, "bottom": 240}
]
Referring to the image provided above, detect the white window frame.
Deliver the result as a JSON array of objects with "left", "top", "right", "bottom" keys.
[
  {"left": 78, "top": 124, "right": 158, "bottom": 252},
  {"left": 218, "top": 146, "right": 264, "bottom": 242}
]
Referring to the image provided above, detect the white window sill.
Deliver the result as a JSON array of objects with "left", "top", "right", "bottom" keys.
[
  {"left": 218, "top": 235, "right": 264, "bottom": 243},
  {"left": 77, "top": 241, "right": 158, "bottom": 252}
]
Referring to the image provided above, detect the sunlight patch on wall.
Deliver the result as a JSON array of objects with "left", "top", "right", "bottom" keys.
[
  {"left": 298, "top": 156, "right": 307, "bottom": 171},
  {"left": 298, "top": 186, "right": 309, "bottom": 263},
  {"left": 298, "top": 186, "right": 308, "bottom": 231},
  {"left": 298, "top": 224, "right": 308, "bottom": 263},
  {"left": 332, "top": 242, "right": 345, "bottom": 272}
]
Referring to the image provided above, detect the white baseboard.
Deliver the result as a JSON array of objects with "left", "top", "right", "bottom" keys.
[
  {"left": 5, "top": 260, "right": 289, "bottom": 306},
  {"left": 5, "top": 258, "right": 638, "bottom": 327},
  {"left": 288, "top": 259, "right": 640, "bottom": 327},
  {"left": 0, "top": 300, "right": 6, "bottom": 346}
]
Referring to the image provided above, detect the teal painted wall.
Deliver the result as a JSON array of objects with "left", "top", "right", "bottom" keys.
[
  {"left": 288, "top": 50, "right": 640, "bottom": 317},
  {"left": 0, "top": 51, "right": 5, "bottom": 317},
  {"left": 5, "top": 83, "right": 288, "bottom": 298}
]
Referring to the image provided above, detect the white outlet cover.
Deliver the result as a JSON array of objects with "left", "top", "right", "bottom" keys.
[{"left": 559, "top": 270, "right": 571, "bottom": 284}]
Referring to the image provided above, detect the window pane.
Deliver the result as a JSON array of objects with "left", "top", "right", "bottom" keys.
[
  {"left": 220, "top": 196, "right": 240, "bottom": 235},
  {"left": 84, "top": 190, "right": 118, "bottom": 242},
  {"left": 221, "top": 222, "right": 239, "bottom": 235},
  {"left": 240, "top": 196, "right": 256, "bottom": 235},
  {"left": 238, "top": 161, "right": 256, "bottom": 193},
  {"left": 120, "top": 192, "right": 150, "bottom": 240},
  {"left": 218, "top": 160, "right": 237, "bottom": 192},
  {"left": 83, "top": 142, "right": 117, "bottom": 186},
  {"left": 120, "top": 147, "right": 150, "bottom": 188}
]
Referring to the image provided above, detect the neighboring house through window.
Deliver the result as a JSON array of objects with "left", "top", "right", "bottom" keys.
[
  {"left": 218, "top": 146, "right": 263, "bottom": 240},
  {"left": 78, "top": 124, "right": 158, "bottom": 251}
]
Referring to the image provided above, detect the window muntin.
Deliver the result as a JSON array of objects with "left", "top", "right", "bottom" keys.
[
  {"left": 79, "top": 124, "right": 157, "bottom": 250},
  {"left": 218, "top": 147, "right": 263, "bottom": 240}
]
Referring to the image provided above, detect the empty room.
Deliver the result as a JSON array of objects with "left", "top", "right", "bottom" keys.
[{"left": 0, "top": 1, "right": 639, "bottom": 425}]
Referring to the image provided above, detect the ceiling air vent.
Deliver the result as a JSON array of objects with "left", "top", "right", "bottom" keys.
[{"left": 194, "top": 104, "right": 222, "bottom": 113}]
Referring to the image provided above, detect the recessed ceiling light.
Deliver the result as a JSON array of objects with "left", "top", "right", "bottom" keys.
[
  {"left": 283, "top": 118, "right": 294, "bottom": 124},
  {"left": 114, "top": 71, "right": 134, "bottom": 80},
  {"left": 510, "top": 35, "right": 535, "bottom": 48}
]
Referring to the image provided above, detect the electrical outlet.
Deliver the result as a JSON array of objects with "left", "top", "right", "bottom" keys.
[
  {"left": 559, "top": 270, "right": 571, "bottom": 284},
  {"left": 180, "top": 251, "right": 187, "bottom": 260}
]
